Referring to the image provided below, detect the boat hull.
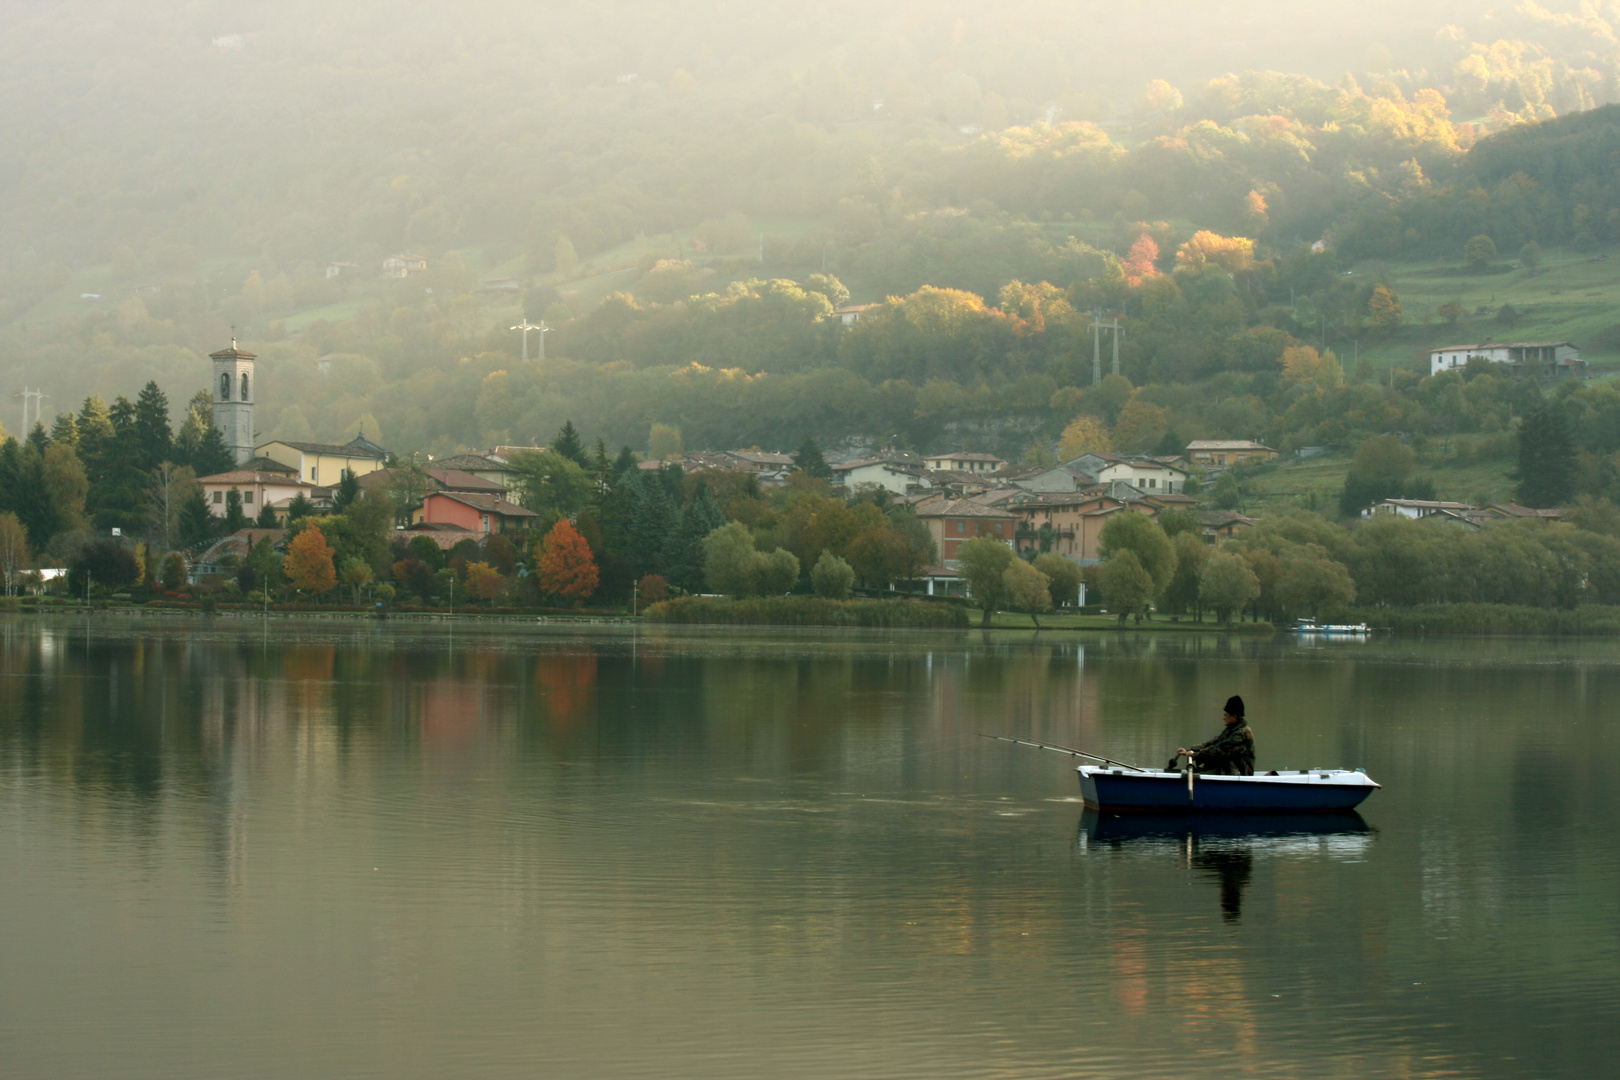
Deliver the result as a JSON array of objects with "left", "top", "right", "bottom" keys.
[{"left": 1078, "top": 766, "right": 1378, "bottom": 812}]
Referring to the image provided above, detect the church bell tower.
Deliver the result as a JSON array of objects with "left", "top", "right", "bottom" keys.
[{"left": 210, "top": 339, "right": 257, "bottom": 465}]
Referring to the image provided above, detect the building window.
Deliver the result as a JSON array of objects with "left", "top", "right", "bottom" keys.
[
  {"left": 243, "top": 491, "right": 253, "bottom": 504},
  {"left": 220, "top": 372, "right": 230, "bottom": 400},
  {"left": 212, "top": 491, "right": 222, "bottom": 504},
  {"left": 310, "top": 467, "right": 317, "bottom": 483},
  {"left": 240, "top": 373, "right": 249, "bottom": 400},
  {"left": 956, "top": 520, "right": 965, "bottom": 534}
]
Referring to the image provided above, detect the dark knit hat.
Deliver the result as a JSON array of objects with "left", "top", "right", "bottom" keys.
[{"left": 1224, "top": 695, "right": 1245, "bottom": 718}]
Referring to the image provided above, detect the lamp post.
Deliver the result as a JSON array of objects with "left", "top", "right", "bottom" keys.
[{"left": 510, "top": 320, "right": 550, "bottom": 362}]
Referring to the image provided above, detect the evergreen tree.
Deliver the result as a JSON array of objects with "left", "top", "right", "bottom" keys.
[
  {"left": 663, "top": 481, "right": 727, "bottom": 592},
  {"left": 223, "top": 488, "right": 248, "bottom": 533},
  {"left": 27, "top": 422, "right": 49, "bottom": 453},
  {"left": 593, "top": 465, "right": 637, "bottom": 561},
  {"left": 285, "top": 493, "right": 315, "bottom": 521},
  {"left": 191, "top": 424, "right": 234, "bottom": 477},
  {"left": 1516, "top": 402, "right": 1579, "bottom": 508},
  {"left": 89, "top": 397, "right": 148, "bottom": 533},
  {"left": 50, "top": 412, "right": 78, "bottom": 449},
  {"left": 0, "top": 438, "right": 19, "bottom": 516},
  {"left": 659, "top": 462, "right": 685, "bottom": 505},
  {"left": 613, "top": 445, "right": 637, "bottom": 474},
  {"left": 255, "top": 500, "right": 280, "bottom": 528},
  {"left": 12, "top": 445, "right": 59, "bottom": 548},
  {"left": 331, "top": 468, "right": 360, "bottom": 512},
  {"left": 178, "top": 488, "right": 217, "bottom": 547},
  {"left": 174, "top": 390, "right": 234, "bottom": 476},
  {"left": 551, "top": 420, "right": 589, "bottom": 466},
  {"left": 134, "top": 380, "right": 172, "bottom": 470},
  {"left": 75, "top": 396, "right": 115, "bottom": 487},
  {"left": 792, "top": 435, "right": 833, "bottom": 479},
  {"left": 628, "top": 468, "right": 676, "bottom": 578},
  {"left": 592, "top": 436, "right": 611, "bottom": 474}
]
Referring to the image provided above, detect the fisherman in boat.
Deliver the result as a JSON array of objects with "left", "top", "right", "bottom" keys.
[{"left": 1169, "top": 696, "right": 1255, "bottom": 776}]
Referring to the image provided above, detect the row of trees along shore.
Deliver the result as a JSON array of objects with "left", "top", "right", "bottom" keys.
[{"left": 6, "top": 388, "right": 1620, "bottom": 626}]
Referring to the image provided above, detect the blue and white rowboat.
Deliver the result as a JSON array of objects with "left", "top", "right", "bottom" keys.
[{"left": 1079, "top": 765, "right": 1379, "bottom": 812}]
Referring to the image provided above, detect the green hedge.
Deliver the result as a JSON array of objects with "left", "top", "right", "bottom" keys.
[
  {"left": 1355, "top": 604, "right": 1620, "bottom": 636},
  {"left": 644, "top": 596, "right": 970, "bottom": 628}
]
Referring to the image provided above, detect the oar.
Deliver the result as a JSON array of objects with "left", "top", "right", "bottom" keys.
[{"left": 976, "top": 734, "right": 1149, "bottom": 772}]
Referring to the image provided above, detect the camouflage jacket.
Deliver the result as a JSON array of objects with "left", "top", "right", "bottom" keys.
[{"left": 1190, "top": 722, "right": 1255, "bottom": 776}]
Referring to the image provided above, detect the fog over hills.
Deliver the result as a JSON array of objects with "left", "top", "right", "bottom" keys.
[{"left": 2, "top": 0, "right": 1619, "bottom": 465}]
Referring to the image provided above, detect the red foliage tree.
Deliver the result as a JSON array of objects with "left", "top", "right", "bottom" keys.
[
  {"left": 536, "top": 519, "right": 600, "bottom": 604},
  {"left": 1123, "top": 233, "right": 1160, "bottom": 286}
]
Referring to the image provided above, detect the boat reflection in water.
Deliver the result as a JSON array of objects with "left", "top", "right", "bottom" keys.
[{"left": 1077, "top": 809, "right": 1374, "bottom": 920}]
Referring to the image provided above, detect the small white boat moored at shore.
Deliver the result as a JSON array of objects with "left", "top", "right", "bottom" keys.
[{"left": 1290, "top": 618, "right": 1371, "bottom": 635}]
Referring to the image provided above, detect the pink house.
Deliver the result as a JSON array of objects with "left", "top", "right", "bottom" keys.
[{"left": 420, "top": 491, "right": 538, "bottom": 535}]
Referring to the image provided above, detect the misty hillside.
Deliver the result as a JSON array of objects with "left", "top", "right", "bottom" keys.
[{"left": 4, "top": 0, "right": 1620, "bottom": 464}]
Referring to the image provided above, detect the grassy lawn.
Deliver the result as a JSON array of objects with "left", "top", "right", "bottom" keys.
[
  {"left": 282, "top": 299, "right": 363, "bottom": 333},
  {"left": 1236, "top": 450, "right": 1518, "bottom": 517},
  {"left": 1349, "top": 244, "right": 1620, "bottom": 376}
]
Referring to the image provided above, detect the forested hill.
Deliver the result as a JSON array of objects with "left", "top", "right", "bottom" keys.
[{"left": 6, "top": 0, "right": 1620, "bottom": 469}]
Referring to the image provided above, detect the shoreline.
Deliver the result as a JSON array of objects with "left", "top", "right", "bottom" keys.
[{"left": 13, "top": 601, "right": 1620, "bottom": 637}]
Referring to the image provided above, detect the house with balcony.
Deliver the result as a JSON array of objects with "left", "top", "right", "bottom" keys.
[
  {"left": 1012, "top": 492, "right": 1147, "bottom": 564},
  {"left": 911, "top": 496, "right": 1020, "bottom": 563},
  {"left": 924, "top": 451, "right": 1008, "bottom": 475},
  {"left": 1428, "top": 341, "right": 1583, "bottom": 378}
]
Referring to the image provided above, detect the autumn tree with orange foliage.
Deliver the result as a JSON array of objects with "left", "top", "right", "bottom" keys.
[
  {"left": 536, "top": 519, "right": 600, "bottom": 604},
  {"left": 1175, "top": 231, "right": 1255, "bottom": 274},
  {"left": 283, "top": 524, "right": 336, "bottom": 597}
]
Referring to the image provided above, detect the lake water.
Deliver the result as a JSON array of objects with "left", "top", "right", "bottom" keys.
[{"left": 1, "top": 616, "right": 1616, "bottom": 1078}]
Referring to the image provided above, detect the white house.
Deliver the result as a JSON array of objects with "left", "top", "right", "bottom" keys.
[
  {"left": 1429, "top": 341, "right": 1583, "bottom": 377},
  {"left": 1361, "top": 497, "right": 1475, "bottom": 520},
  {"left": 834, "top": 303, "right": 881, "bottom": 327},
  {"left": 832, "top": 457, "right": 933, "bottom": 496},
  {"left": 1095, "top": 458, "right": 1187, "bottom": 494}
]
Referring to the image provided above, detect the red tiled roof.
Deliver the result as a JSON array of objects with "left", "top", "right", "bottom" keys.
[{"left": 427, "top": 491, "right": 539, "bottom": 517}]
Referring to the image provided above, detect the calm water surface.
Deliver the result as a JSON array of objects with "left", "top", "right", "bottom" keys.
[{"left": 0, "top": 616, "right": 1616, "bottom": 1078}]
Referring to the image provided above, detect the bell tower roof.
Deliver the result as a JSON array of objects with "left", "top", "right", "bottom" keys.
[{"left": 210, "top": 342, "right": 258, "bottom": 362}]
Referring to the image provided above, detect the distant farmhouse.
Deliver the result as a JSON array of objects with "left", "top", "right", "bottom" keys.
[
  {"left": 381, "top": 253, "right": 427, "bottom": 279},
  {"left": 1428, "top": 341, "right": 1584, "bottom": 378},
  {"left": 1185, "top": 440, "right": 1278, "bottom": 467}
]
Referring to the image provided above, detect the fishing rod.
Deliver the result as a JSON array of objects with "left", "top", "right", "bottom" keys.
[{"left": 976, "top": 734, "right": 1148, "bottom": 772}]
